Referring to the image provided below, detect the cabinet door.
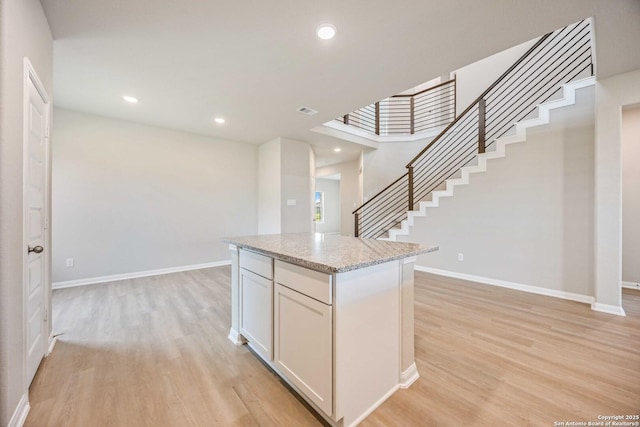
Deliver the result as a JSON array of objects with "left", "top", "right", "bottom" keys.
[
  {"left": 240, "top": 268, "right": 272, "bottom": 360},
  {"left": 274, "top": 284, "right": 333, "bottom": 416}
]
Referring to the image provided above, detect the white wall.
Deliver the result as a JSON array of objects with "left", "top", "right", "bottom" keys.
[
  {"left": 0, "top": 0, "right": 53, "bottom": 423},
  {"left": 52, "top": 109, "right": 258, "bottom": 283},
  {"left": 258, "top": 139, "right": 281, "bottom": 234},
  {"left": 317, "top": 160, "right": 362, "bottom": 236},
  {"left": 452, "top": 38, "right": 537, "bottom": 113},
  {"left": 622, "top": 107, "right": 640, "bottom": 284},
  {"left": 400, "top": 86, "right": 595, "bottom": 298},
  {"left": 315, "top": 178, "right": 341, "bottom": 234}
]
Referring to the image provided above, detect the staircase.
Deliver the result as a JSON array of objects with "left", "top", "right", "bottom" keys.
[
  {"left": 385, "top": 76, "right": 595, "bottom": 241},
  {"left": 352, "top": 18, "right": 594, "bottom": 240}
]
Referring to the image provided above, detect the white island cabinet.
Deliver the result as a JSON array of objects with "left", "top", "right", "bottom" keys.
[{"left": 224, "top": 233, "right": 437, "bottom": 427}]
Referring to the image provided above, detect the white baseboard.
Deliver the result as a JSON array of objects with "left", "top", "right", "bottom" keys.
[
  {"left": 47, "top": 332, "right": 57, "bottom": 356},
  {"left": 622, "top": 280, "right": 640, "bottom": 290},
  {"left": 8, "top": 393, "right": 30, "bottom": 427},
  {"left": 52, "top": 260, "right": 231, "bottom": 289},
  {"left": 227, "top": 328, "right": 246, "bottom": 345},
  {"left": 399, "top": 362, "right": 420, "bottom": 389},
  {"left": 591, "top": 303, "right": 626, "bottom": 317},
  {"left": 416, "top": 266, "right": 596, "bottom": 305},
  {"left": 346, "top": 384, "right": 400, "bottom": 427}
]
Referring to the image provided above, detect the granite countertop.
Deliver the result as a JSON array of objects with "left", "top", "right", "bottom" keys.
[{"left": 223, "top": 233, "right": 438, "bottom": 273}]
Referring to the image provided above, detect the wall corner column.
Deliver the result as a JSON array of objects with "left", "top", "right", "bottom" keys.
[
  {"left": 399, "top": 256, "right": 419, "bottom": 388},
  {"left": 592, "top": 70, "right": 640, "bottom": 316},
  {"left": 227, "top": 244, "right": 245, "bottom": 344}
]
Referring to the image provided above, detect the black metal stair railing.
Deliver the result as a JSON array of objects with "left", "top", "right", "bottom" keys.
[
  {"left": 355, "top": 172, "right": 410, "bottom": 240},
  {"left": 336, "top": 78, "right": 456, "bottom": 136},
  {"left": 353, "top": 19, "right": 593, "bottom": 239}
]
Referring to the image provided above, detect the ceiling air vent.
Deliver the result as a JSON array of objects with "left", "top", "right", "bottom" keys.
[{"left": 297, "top": 106, "right": 318, "bottom": 116}]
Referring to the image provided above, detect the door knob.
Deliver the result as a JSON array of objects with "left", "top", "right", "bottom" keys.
[{"left": 28, "top": 245, "right": 44, "bottom": 254}]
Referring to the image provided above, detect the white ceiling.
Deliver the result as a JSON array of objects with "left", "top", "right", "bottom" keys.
[{"left": 41, "top": 0, "right": 640, "bottom": 166}]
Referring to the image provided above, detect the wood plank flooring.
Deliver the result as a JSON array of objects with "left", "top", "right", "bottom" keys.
[{"left": 26, "top": 268, "right": 640, "bottom": 426}]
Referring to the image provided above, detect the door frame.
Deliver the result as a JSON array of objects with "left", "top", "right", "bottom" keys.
[{"left": 22, "top": 57, "right": 52, "bottom": 389}]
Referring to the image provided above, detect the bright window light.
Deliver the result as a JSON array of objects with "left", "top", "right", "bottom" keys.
[{"left": 315, "top": 191, "right": 324, "bottom": 223}]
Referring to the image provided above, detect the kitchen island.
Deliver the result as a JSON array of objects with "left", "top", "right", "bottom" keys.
[{"left": 223, "top": 233, "right": 437, "bottom": 427}]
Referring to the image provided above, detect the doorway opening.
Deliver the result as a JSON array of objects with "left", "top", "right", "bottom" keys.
[
  {"left": 622, "top": 104, "right": 640, "bottom": 313},
  {"left": 315, "top": 174, "right": 341, "bottom": 235}
]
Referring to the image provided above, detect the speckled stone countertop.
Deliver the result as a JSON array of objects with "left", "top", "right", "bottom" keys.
[{"left": 223, "top": 233, "right": 438, "bottom": 273}]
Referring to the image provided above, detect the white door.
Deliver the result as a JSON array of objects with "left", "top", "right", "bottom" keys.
[{"left": 24, "top": 63, "right": 49, "bottom": 385}]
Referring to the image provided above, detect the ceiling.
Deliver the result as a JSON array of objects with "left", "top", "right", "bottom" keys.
[{"left": 41, "top": 0, "right": 640, "bottom": 166}]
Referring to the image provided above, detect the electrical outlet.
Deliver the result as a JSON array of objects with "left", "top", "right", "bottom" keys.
[
  {"left": 65, "top": 258, "right": 74, "bottom": 268},
  {"left": 458, "top": 253, "right": 464, "bottom": 262}
]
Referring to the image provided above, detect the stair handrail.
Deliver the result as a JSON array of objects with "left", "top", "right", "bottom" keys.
[
  {"left": 352, "top": 172, "right": 408, "bottom": 237},
  {"left": 390, "top": 77, "right": 456, "bottom": 98},
  {"left": 405, "top": 32, "right": 552, "bottom": 168},
  {"left": 353, "top": 172, "right": 409, "bottom": 213}
]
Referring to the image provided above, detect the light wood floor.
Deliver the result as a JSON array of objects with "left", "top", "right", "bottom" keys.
[{"left": 26, "top": 268, "right": 640, "bottom": 426}]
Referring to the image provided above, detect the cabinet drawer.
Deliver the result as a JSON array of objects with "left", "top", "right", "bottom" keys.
[
  {"left": 274, "top": 260, "right": 332, "bottom": 305},
  {"left": 240, "top": 249, "right": 273, "bottom": 279}
]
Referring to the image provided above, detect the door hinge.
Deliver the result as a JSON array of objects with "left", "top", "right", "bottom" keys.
[
  {"left": 44, "top": 216, "right": 49, "bottom": 230},
  {"left": 44, "top": 308, "right": 48, "bottom": 322},
  {"left": 45, "top": 126, "right": 50, "bottom": 138}
]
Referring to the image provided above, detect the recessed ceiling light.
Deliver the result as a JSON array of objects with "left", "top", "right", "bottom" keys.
[
  {"left": 316, "top": 24, "right": 337, "bottom": 40},
  {"left": 122, "top": 95, "right": 138, "bottom": 103},
  {"left": 214, "top": 117, "right": 226, "bottom": 124},
  {"left": 334, "top": 148, "right": 342, "bottom": 152}
]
